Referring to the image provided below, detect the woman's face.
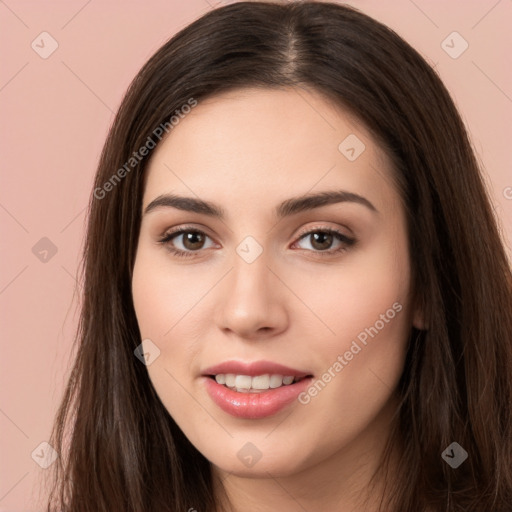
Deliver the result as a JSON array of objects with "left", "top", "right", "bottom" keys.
[{"left": 132, "top": 87, "right": 421, "bottom": 480}]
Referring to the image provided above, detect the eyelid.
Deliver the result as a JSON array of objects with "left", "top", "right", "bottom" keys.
[{"left": 294, "top": 222, "right": 353, "bottom": 240}]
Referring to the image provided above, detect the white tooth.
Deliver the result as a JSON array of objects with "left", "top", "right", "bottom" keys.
[
  {"left": 235, "top": 375, "right": 252, "bottom": 389},
  {"left": 269, "top": 374, "right": 284, "bottom": 388},
  {"left": 220, "top": 374, "right": 298, "bottom": 391},
  {"left": 251, "top": 374, "right": 270, "bottom": 389}
]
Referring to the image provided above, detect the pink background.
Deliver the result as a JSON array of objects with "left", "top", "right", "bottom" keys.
[{"left": 1, "top": 0, "right": 511, "bottom": 509}]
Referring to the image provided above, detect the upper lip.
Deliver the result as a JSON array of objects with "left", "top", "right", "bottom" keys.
[{"left": 202, "top": 360, "right": 313, "bottom": 378}]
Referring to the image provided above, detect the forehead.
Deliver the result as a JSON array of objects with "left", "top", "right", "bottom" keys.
[{"left": 142, "top": 87, "right": 398, "bottom": 215}]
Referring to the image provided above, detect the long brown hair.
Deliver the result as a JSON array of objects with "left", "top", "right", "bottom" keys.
[{"left": 45, "top": 2, "right": 512, "bottom": 510}]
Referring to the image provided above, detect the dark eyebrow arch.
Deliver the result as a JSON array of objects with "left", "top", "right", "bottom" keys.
[{"left": 143, "top": 190, "right": 378, "bottom": 219}]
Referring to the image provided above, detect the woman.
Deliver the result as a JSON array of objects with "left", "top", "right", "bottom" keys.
[{"left": 45, "top": 1, "right": 512, "bottom": 511}]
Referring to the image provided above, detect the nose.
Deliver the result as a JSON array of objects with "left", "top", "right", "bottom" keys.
[{"left": 214, "top": 248, "right": 289, "bottom": 340}]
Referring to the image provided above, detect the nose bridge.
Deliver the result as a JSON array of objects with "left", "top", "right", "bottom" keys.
[
  {"left": 214, "top": 235, "right": 288, "bottom": 336},
  {"left": 227, "top": 238, "right": 273, "bottom": 306}
]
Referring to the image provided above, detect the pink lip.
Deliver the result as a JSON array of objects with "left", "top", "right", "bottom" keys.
[
  {"left": 202, "top": 360, "right": 312, "bottom": 378},
  {"left": 203, "top": 376, "right": 314, "bottom": 419}
]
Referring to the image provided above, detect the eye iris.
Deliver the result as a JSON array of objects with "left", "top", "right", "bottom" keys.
[
  {"left": 183, "top": 231, "right": 205, "bottom": 250},
  {"left": 311, "top": 232, "right": 333, "bottom": 250}
]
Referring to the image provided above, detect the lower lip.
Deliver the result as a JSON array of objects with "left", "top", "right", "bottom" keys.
[{"left": 203, "top": 376, "right": 313, "bottom": 419}]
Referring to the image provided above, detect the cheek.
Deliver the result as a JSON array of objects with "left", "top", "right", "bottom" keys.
[
  {"left": 297, "top": 268, "right": 409, "bottom": 395},
  {"left": 292, "top": 237, "right": 410, "bottom": 348},
  {"left": 293, "top": 241, "right": 411, "bottom": 432},
  {"left": 290, "top": 233, "right": 411, "bottom": 400},
  {"left": 131, "top": 247, "right": 206, "bottom": 339},
  {"left": 131, "top": 247, "right": 215, "bottom": 387},
  {"left": 131, "top": 251, "right": 204, "bottom": 424}
]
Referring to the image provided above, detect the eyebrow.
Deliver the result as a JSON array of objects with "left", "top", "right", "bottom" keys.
[{"left": 143, "top": 190, "right": 378, "bottom": 219}]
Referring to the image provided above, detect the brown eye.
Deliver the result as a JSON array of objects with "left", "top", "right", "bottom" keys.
[
  {"left": 295, "top": 228, "right": 355, "bottom": 255},
  {"left": 181, "top": 231, "right": 206, "bottom": 250},
  {"left": 309, "top": 232, "right": 335, "bottom": 251},
  {"left": 159, "top": 228, "right": 215, "bottom": 258}
]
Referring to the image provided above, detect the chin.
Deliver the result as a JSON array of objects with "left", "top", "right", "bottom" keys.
[{"left": 203, "top": 439, "right": 313, "bottom": 478}]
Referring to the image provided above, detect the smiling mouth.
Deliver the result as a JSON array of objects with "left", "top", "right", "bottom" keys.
[{"left": 207, "top": 373, "right": 313, "bottom": 393}]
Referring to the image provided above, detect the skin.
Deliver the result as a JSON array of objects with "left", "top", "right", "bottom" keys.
[{"left": 131, "top": 86, "right": 423, "bottom": 511}]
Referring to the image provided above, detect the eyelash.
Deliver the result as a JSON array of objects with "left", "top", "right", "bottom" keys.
[{"left": 158, "top": 225, "right": 356, "bottom": 259}]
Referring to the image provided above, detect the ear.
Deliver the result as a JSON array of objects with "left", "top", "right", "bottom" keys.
[{"left": 412, "top": 303, "right": 427, "bottom": 330}]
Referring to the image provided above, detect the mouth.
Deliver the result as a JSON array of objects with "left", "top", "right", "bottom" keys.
[
  {"left": 201, "top": 360, "right": 314, "bottom": 418},
  {"left": 203, "top": 373, "right": 315, "bottom": 419}
]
